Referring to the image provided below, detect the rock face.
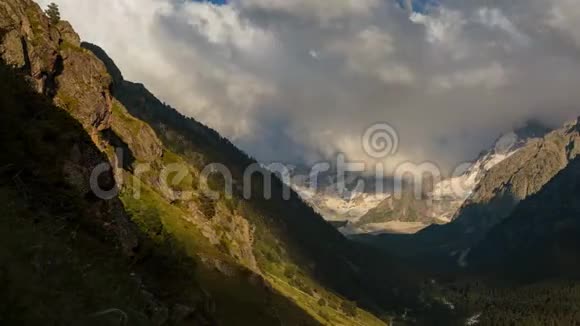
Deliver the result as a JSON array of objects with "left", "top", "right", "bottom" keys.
[
  {"left": 0, "top": 0, "right": 112, "bottom": 131},
  {"left": 0, "top": 0, "right": 143, "bottom": 257},
  {"left": 110, "top": 99, "right": 163, "bottom": 163},
  {"left": 396, "top": 118, "right": 580, "bottom": 263},
  {"left": 469, "top": 156, "right": 580, "bottom": 278},
  {"left": 352, "top": 122, "right": 549, "bottom": 235},
  {"left": 354, "top": 190, "right": 434, "bottom": 226},
  {"left": 0, "top": 0, "right": 163, "bottom": 190},
  {"left": 357, "top": 120, "right": 576, "bottom": 268},
  {"left": 55, "top": 43, "right": 112, "bottom": 131},
  {"left": 0, "top": 2, "right": 388, "bottom": 325},
  {"left": 451, "top": 118, "right": 580, "bottom": 239}
]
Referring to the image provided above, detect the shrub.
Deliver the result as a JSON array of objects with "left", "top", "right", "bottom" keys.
[{"left": 45, "top": 3, "right": 60, "bottom": 24}]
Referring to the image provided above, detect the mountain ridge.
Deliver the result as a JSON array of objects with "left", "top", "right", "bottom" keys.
[
  {"left": 355, "top": 117, "right": 579, "bottom": 269},
  {"left": 0, "top": 0, "right": 411, "bottom": 324},
  {"left": 350, "top": 121, "right": 550, "bottom": 235},
  {"left": 83, "top": 40, "right": 427, "bottom": 313}
]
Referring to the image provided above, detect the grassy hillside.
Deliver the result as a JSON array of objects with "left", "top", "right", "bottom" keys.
[
  {"left": 83, "top": 42, "right": 425, "bottom": 317},
  {"left": 0, "top": 58, "right": 322, "bottom": 325},
  {"left": 0, "top": 1, "right": 402, "bottom": 322}
]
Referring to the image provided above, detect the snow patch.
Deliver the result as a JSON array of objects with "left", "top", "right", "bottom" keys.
[
  {"left": 457, "top": 248, "right": 471, "bottom": 268},
  {"left": 466, "top": 312, "right": 482, "bottom": 325},
  {"left": 439, "top": 297, "right": 456, "bottom": 310}
]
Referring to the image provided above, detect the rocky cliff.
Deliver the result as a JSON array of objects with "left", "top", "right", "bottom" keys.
[
  {"left": 357, "top": 119, "right": 578, "bottom": 270},
  {"left": 0, "top": 1, "right": 112, "bottom": 130},
  {"left": 469, "top": 155, "right": 580, "bottom": 279},
  {"left": 352, "top": 122, "right": 549, "bottom": 235},
  {"left": 0, "top": 1, "right": 323, "bottom": 325},
  {"left": 407, "top": 118, "right": 580, "bottom": 263},
  {"left": 0, "top": 1, "right": 413, "bottom": 324},
  {"left": 0, "top": 0, "right": 142, "bottom": 255},
  {"left": 451, "top": 118, "right": 580, "bottom": 241}
]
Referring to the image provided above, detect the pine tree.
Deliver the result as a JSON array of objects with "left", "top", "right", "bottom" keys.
[{"left": 45, "top": 3, "right": 60, "bottom": 24}]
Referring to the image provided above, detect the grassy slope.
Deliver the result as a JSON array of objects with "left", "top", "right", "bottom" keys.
[
  {"left": 0, "top": 61, "right": 323, "bottom": 325},
  {"left": 0, "top": 63, "right": 152, "bottom": 325},
  {"left": 118, "top": 159, "right": 387, "bottom": 325},
  {"left": 0, "top": 187, "right": 151, "bottom": 325},
  {"left": 0, "top": 61, "right": 386, "bottom": 325},
  {"left": 83, "top": 44, "right": 409, "bottom": 322}
]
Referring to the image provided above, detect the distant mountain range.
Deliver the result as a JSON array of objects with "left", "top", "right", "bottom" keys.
[
  {"left": 357, "top": 117, "right": 580, "bottom": 271},
  {"left": 469, "top": 154, "right": 580, "bottom": 279},
  {"left": 4, "top": 1, "right": 580, "bottom": 324},
  {"left": 0, "top": 1, "right": 428, "bottom": 324},
  {"left": 296, "top": 121, "right": 550, "bottom": 236},
  {"left": 288, "top": 167, "right": 390, "bottom": 223}
]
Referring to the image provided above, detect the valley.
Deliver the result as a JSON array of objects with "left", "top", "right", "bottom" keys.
[{"left": 1, "top": 0, "right": 580, "bottom": 325}]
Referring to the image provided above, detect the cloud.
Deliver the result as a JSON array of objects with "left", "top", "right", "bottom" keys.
[
  {"left": 431, "top": 62, "right": 508, "bottom": 91},
  {"left": 37, "top": 0, "right": 580, "bottom": 174},
  {"left": 234, "top": 0, "right": 380, "bottom": 23}
]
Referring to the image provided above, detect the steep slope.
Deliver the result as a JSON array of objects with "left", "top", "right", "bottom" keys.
[
  {"left": 0, "top": 1, "right": 327, "bottom": 324},
  {"left": 0, "top": 1, "right": 400, "bottom": 324},
  {"left": 357, "top": 118, "right": 578, "bottom": 266},
  {"left": 469, "top": 156, "right": 580, "bottom": 279},
  {"left": 431, "top": 118, "right": 580, "bottom": 256},
  {"left": 427, "top": 158, "right": 580, "bottom": 325},
  {"left": 0, "top": 60, "right": 230, "bottom": 325},
  {"left": 352, "top": 123, "right": 549, "bottom": 235},
  {"left": 83, "top": 41, "right": 426, "bottom": 318}
]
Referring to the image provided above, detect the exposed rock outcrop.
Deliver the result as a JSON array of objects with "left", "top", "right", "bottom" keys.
[
  {"left": 470, "top": 156, "right": 580, "bottom": 278},
  {"left": 185, "top": 200, "right": 259, "bottom": 271},
  {"left": 0, "top": 0, "right": 142, "bottom": 257},
  {"left": 453, "top": 118, "right": 580, "bottom": 235},
  {"left": 110, "top": 99, "right": 163, "bottom": 163},
  {"left": 401, "top": 118, "right": 580, "bottom": 261},
  {"left": 0, "top": 0, "right": 112, "bottom": 131}
]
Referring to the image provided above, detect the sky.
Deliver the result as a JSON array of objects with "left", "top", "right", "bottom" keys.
[{"left": 37, "top": 0, "right": 580, "bottom": 175}]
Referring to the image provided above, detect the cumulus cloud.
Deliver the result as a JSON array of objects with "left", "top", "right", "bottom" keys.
[{"left": 37, "top": 0, "right": 580, "bottom": 175}]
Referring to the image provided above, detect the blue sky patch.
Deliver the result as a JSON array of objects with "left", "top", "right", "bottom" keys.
[{"left": 397, "top": 0, "right": 439, "bottom": 13}]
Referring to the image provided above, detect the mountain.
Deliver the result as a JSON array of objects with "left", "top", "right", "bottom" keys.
[
  {"left": 468, "top": 155, "right": 580, "bottom": 280},
  {"left": 350, "top": 122, "right": 549, "bottom": 235},
  {"left": 422, "top": 136, "right": 580, "bottom": 326},
  {"left": 0, "top": 1, "right": 432, "bottom": 324},
  {"left": 289, "top": 166, "right": 389, "bottom": 224},
  {"left": 434, "top": 118, "right": 580, "bottom": 258},
  {"left": 348, "top": 189, "right": 435, "bottom": 235},
  {"left": 357, "top": 117, "right": 579, "bottom": 268},
  {"left": 0, "top": 1, "right": 319, "bottom": 324}
]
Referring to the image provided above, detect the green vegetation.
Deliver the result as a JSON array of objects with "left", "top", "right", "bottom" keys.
[
  {"left": 58, "top": 39, "right": 87, "bottom": 54},
  {"left": 0, "top": 57, "right": 320, "bottom": 325},
  {"left": 341, "top": 300, "right": 358, "bottom": 317},
  {"left": 0, "top": 62, "right": 153, "bottom": 324},
  {"left": 430, "top": 280, "right": 580, "bottom": 325},
  {"left": 120, "top": 179, "right": 318, "bottom": 325},
  {"left": 102, "top": 57, "right": 419, "bottom": 319},
  {"left": 112, "top": 101, "right": 143, "bottom": 136},
  {"left": 0, "top": 188, "right": 151, "bottom": 325},
  {"left": 45, "top": 3, "right": 60, "bottom": 24},
  {"left": 56, "top": 93, "right": 80, "bottom": 111},
  {"left": 265, "top": 272, "right": 386, "bottom": 326}
]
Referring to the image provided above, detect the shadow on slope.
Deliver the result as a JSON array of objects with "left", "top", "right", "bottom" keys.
[
  {"left": 469, "top": 157, "right": 580, "bottom": 282},
  {"left": 83, "top": 42, "right": 426, "bottom": 316},
  {"left": 0, "top": 60, "right": 318, "bottom": 325}
]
